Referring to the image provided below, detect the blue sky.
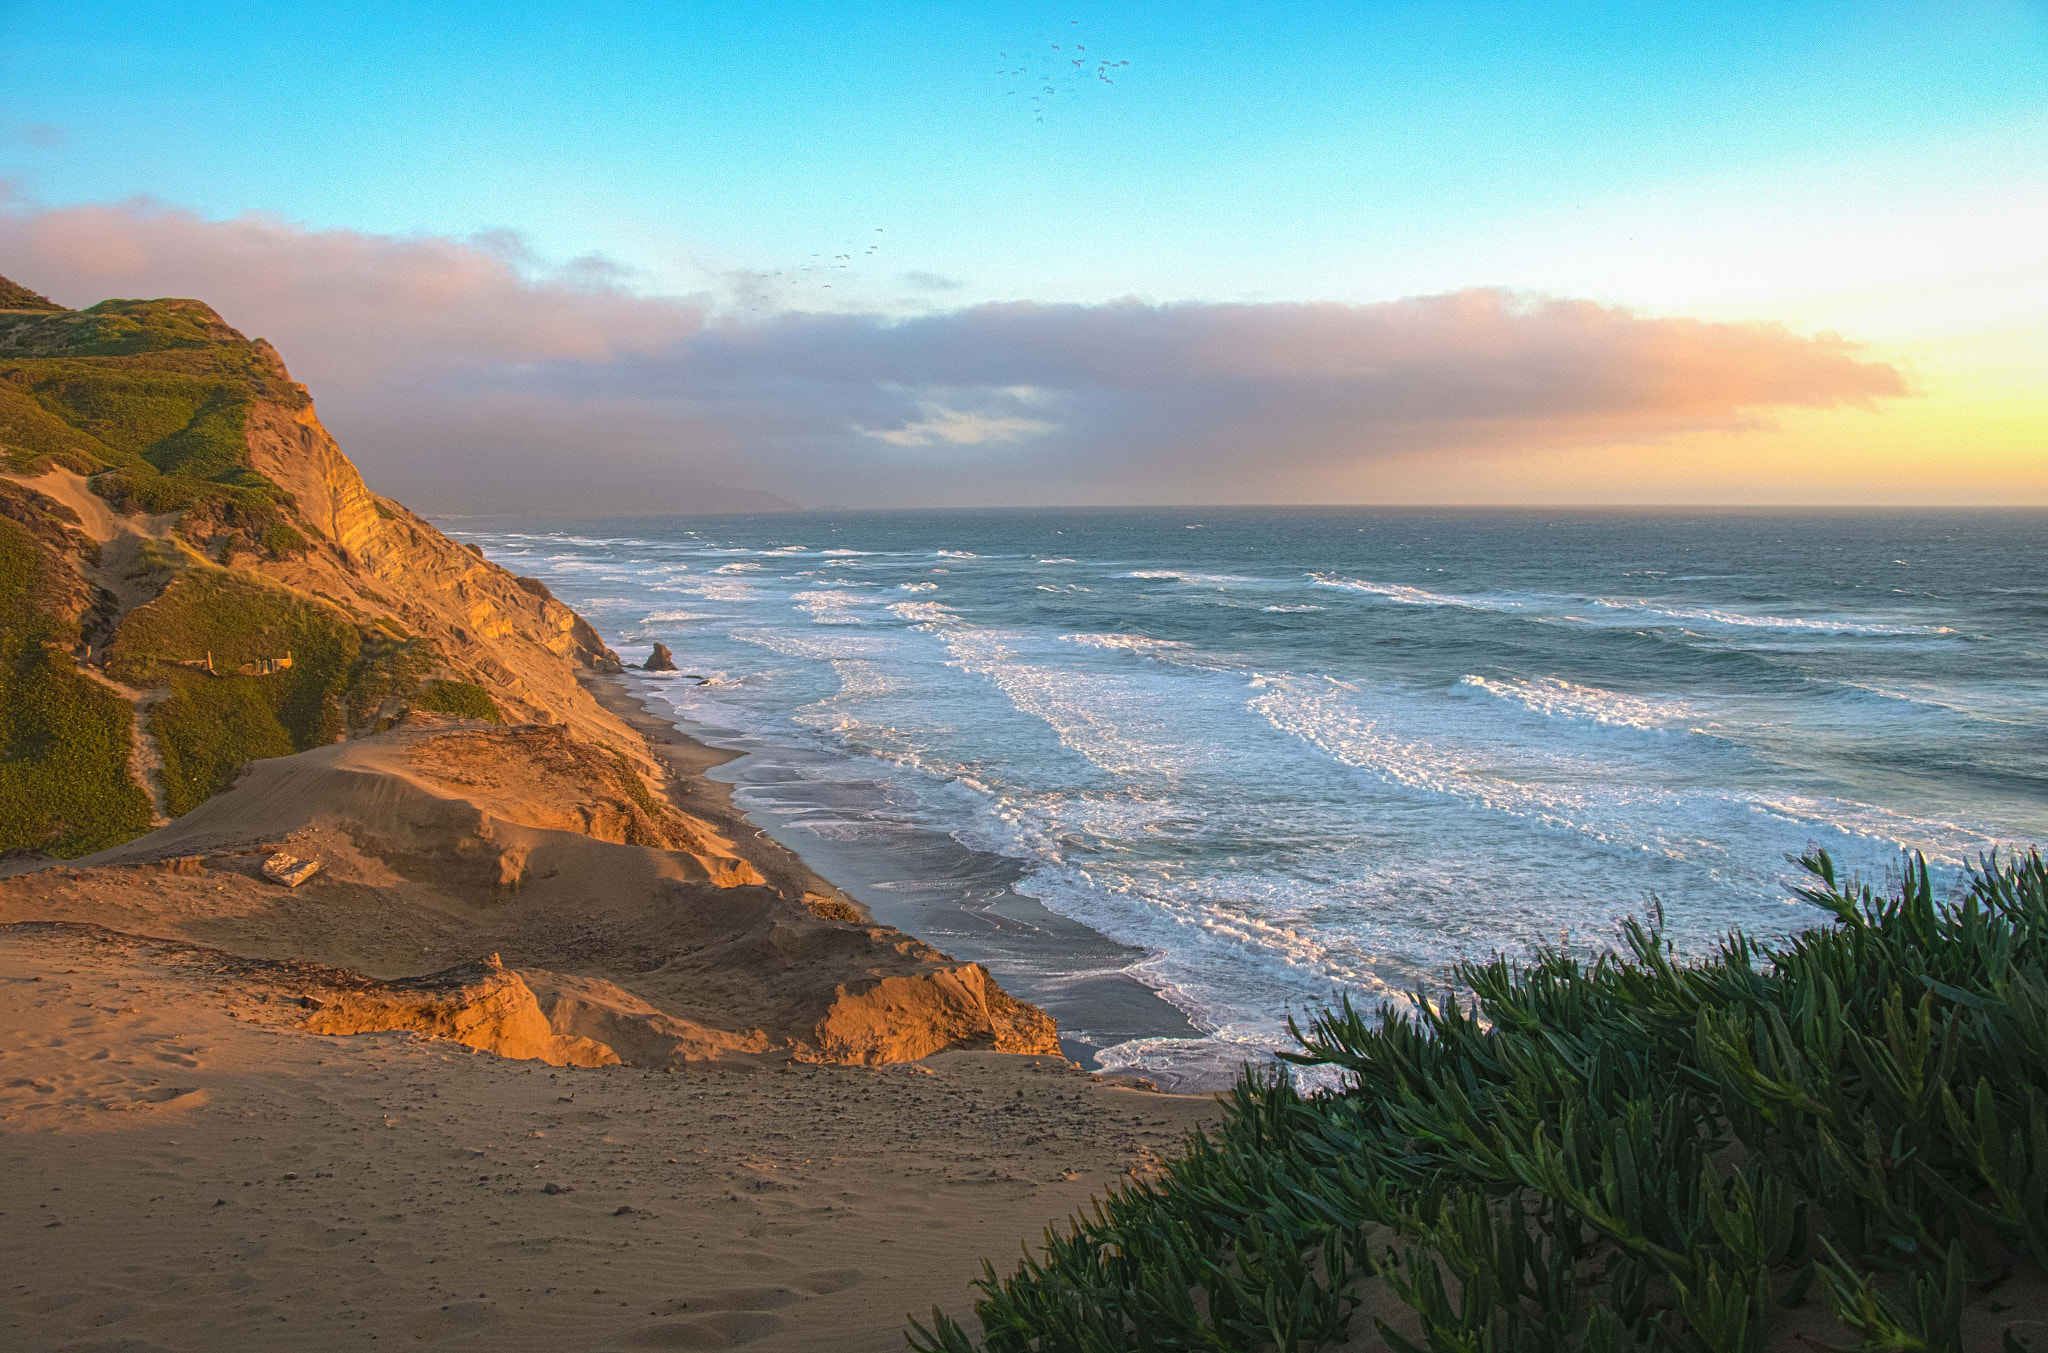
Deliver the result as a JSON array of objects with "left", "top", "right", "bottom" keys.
[
  {"left": 1, "top": 1, "right": 2043, "bottom": 507},
  {"left": 8, "top": 1, "right": 2043, "bottom": 308}
]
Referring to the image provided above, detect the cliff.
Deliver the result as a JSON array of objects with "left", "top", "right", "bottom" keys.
[
  {"left": 0, "top": 277, "right": 648, "bottom": 852},
  {"left": 0, "top": 273, "right": 1059, "bottom": 1067}
]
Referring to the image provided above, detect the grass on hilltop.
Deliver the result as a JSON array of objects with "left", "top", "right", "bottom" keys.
[
  {"left": 913, "top": 850, "right": 2048, "bottom": 1353},
  {"left": 0, "top": 516, "right": 153, "bottom": 856},
  {"left": 0, "top": 296, "right": 307, "bottom": 532}
]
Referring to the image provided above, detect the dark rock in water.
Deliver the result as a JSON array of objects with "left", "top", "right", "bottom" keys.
[{"left": 643, "top": 644, "right": 678, "bottom": 672}]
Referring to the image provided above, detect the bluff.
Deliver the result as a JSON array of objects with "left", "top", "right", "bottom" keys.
[
  {"left": 0, "top": 278, "right": 638, "bottom": 853},
  {"left": 0, "top": 274, "right": 1059, "bottom": 1068}
]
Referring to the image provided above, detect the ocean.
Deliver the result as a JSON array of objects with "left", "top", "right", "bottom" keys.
[{"left": 457, "top": 508, "right": 2048, "bottom": 1087}]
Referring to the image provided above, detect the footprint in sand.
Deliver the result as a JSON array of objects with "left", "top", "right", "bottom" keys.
[
  {"left": 405, "top": 1300, "right": 500, "bottom": 1341},
  {"left": 796, "top": 1269, "right": 866, "bottom": 1295},
  {"left": 626, "top": 1312, "right": 784, "bottom": 1349},
  {"left": 626, "top": 1272, "right": 868, "bottom": 1348}
]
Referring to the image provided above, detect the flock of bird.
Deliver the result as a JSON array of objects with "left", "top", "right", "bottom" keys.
[
  {"left": 1000, "top": 19, "right": 1130, "bottom": 123},
  {"left": 736, "top": 228, "right": 886, "bottom": 308},
  {"left": 736, "top": 23, "right": 1131, "bottom": 312}
]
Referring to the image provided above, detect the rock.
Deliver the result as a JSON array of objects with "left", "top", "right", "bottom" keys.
[
  {"left": 613, "top": 1205, "right": 635, "bottom": 1216},
  {"left": 542, "top": 1182, "right": 572, "bottom": 1195},
  {"left": 159, "top": 855, "right": 206, "bottom": 874},
  {"left": 643, "top": 643, "right": 678, "bottom": 672},
  {"left": 261, "top": 853, "right": 321, "bottom": 888},
  {"left": 298, "top": 995, "right": 326, "bottom": 1010}
]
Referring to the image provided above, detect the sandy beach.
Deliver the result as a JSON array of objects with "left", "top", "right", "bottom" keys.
[
  {"left": 0, "top": 925, "right": 1215, "bottom": 1352},
  {"left": 0, "top": 688, "right": 1221, "bottom": 1352}
]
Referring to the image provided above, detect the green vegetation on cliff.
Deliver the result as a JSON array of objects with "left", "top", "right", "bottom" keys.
[
  {"left": 0, "top": 276, "right": 63, "bottom": 312},
  {"left": 0, "top": 286, "right": 306, "bottom": 544},
  {"left": 412, "top": 679, "right": 504, "bottom": 724},
  {"left": 94, "top": 570, "right": 503, "bottom": 813},
  {"left": 0, "top": 515, "right": 153, "bottom": 855},
  {"left": 105, "top": 570, "right": 360, "bottom": 813},
  {"left": 0, "top": 274, "right": 539, "bottom": 840},
  {"left": 915, "top": 851, "right": 2048, "bottom": 1353}
]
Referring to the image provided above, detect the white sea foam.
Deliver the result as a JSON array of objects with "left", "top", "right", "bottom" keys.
[
  {"left": 1128, "top": 569, "right": 1257, "bottom": 584},
  {"left": 713, "top": 561, "right": 764, "bottom": 574},
  {"left": 933, "top": 549, "right": 983, "bottom": 558},
  {"left": 642, "top": 609, "right": 716, "bottom": 622},
  {"left": 1261, "top": 604, "right": 1325, "bottom": 613},
  {"left": 898, "top": 581, "right": 939, "bottom": 592},
  {"left": 792, "top": 590, "right": 884, "bottom": 624},
  {"left": 1602, "top": 599, "right": 1955, "bottom": 636},
  {"left": 889, "top": 602, "right": 957, "bottom": 623},
  {"left": 1060, "top": 633, "right": 1193, "bottom": 654},
  {"left": 1458, "top": 675, "right": 1699, "bottom": 732},
  {"left": 679, "top": 581, "right": 761, "bottom": 601},
  {"left": 1310, "top": 572, "right": 1956, "bottom": 637}
]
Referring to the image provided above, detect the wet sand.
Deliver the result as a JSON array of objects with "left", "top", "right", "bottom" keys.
[{"left": 582, "top": 670, "right": 1210, "bottom": 1080}]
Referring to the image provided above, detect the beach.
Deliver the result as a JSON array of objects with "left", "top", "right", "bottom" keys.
[
  {"left": 581, "top": 670, "right": 1211, "bottom": 1075},
  {"left": 0, "top": 687, "right": 1222, "bottom": 1352},
  {"left": 0, "top": 924, "right": 1213, "bottom": 1352}
]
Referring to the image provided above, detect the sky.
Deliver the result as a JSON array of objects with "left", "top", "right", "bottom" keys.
[{"left": 1, "top": 0, "right": 2043, "bottom": 510}]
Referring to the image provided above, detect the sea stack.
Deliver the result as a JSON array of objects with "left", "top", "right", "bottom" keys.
[{"left": 644, "top": 643, "right": 678, "bottom": 671}]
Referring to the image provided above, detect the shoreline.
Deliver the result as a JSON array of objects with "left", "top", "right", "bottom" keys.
[{"left": 583, "top": 668, "right": 1214, "bottom": 1081}]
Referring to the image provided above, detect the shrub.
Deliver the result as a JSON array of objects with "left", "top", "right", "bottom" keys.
[
  {"left": 410, "top": 679, "right": 503, "bottom": 724},
  {"left": 262, "top": 521, "right": 309, "bottom": 557},
  {"left": 107, "top": 570, "right": 359, "bottom": 812},
  {"left": 345, "top": 632, "right": 437, "bottom": 726},
  {"left": 912, "top": 850, "right": 2048, "bottom": 1353},
  {"left": 0, "top": 516, "right": 153, "bottom": 855},
  {"left": 148, "top": 673, "right": 297, "bottom": 814}
]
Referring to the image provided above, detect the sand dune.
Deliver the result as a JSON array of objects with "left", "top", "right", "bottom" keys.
[
  {"left": 3, "top": 719, "right": 1057, "bottom": 1068},
  {"left": 0, "top": 923, "right": 1213, "bottom": 1352},
  {"left": 0, "top": 716, "right": 1210, "bottom": 1350}
]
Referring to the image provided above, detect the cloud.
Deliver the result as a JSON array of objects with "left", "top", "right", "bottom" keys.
[
  {"left": 899, "top": 270, "right": 965, "bottom": 292},
  {"left": 0, "top": 196, "right": 1907, "bottom": 508}
]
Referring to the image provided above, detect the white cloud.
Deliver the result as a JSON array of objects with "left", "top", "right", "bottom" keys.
[{"left": 0, "top": 196, "right": 1907, "bottom": 509}]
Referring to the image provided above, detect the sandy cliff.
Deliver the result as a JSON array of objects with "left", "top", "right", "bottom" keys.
[{"left": 0, "top": 274, "right": 1060, "bottom": 1071}]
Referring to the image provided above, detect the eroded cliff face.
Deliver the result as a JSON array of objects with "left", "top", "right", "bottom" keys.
[
  {"left": 0, "top": 275, "right": 1066, "bottom": 1068},
  {"left": 235, "top": 349, "right": 637, "bottom": 750}
]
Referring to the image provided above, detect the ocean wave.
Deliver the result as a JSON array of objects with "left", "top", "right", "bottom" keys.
[
  {"left": 712, "top": 561, "right": 764, "bottom": 574},
  {"left": 889, "top": 601, "right": 958, "bottom": 623},
  {"left": 678, "top": 581, "right": 761, "bottom": 601},
  {"left": 792, "top": 590, "right": 884, "bottom": 624},
  {"left": 1309, "top": 573, "right": 1533, "bottom": 611},
  {"left": 933, "top": 549, "right": 984, "bottom": 558},
  {"left": 1128, "top": 569, "right": 1258, "bottom": 585},
  {"left": 1605, "top": 600, "right": 1955, "bottom": 636},
  {"left": 642, "top": 609, "right": 717, "bottom": 622},
  {"left": 1061, "top": 633, "right": 1193, "bottom": 653},
  {"left": 1458, "top": 675, "right": 1699, "bottom": 732},
  {"left": 1247, "top": 672, "right": 2000, "bottom": 865},
  {"left": 1261, "top": 604, "right": 1325, "bottom": 613},
  {"left": 898, "top": 581, "right": 939, "bottom": 592},
  {"left": 1310, "top": 572, "right": 1955, "bottom": 636}
]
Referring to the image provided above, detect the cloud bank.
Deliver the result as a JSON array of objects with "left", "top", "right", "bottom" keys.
[{"left": 0, "top": 196, "right": 1906, "bottom": 511}]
